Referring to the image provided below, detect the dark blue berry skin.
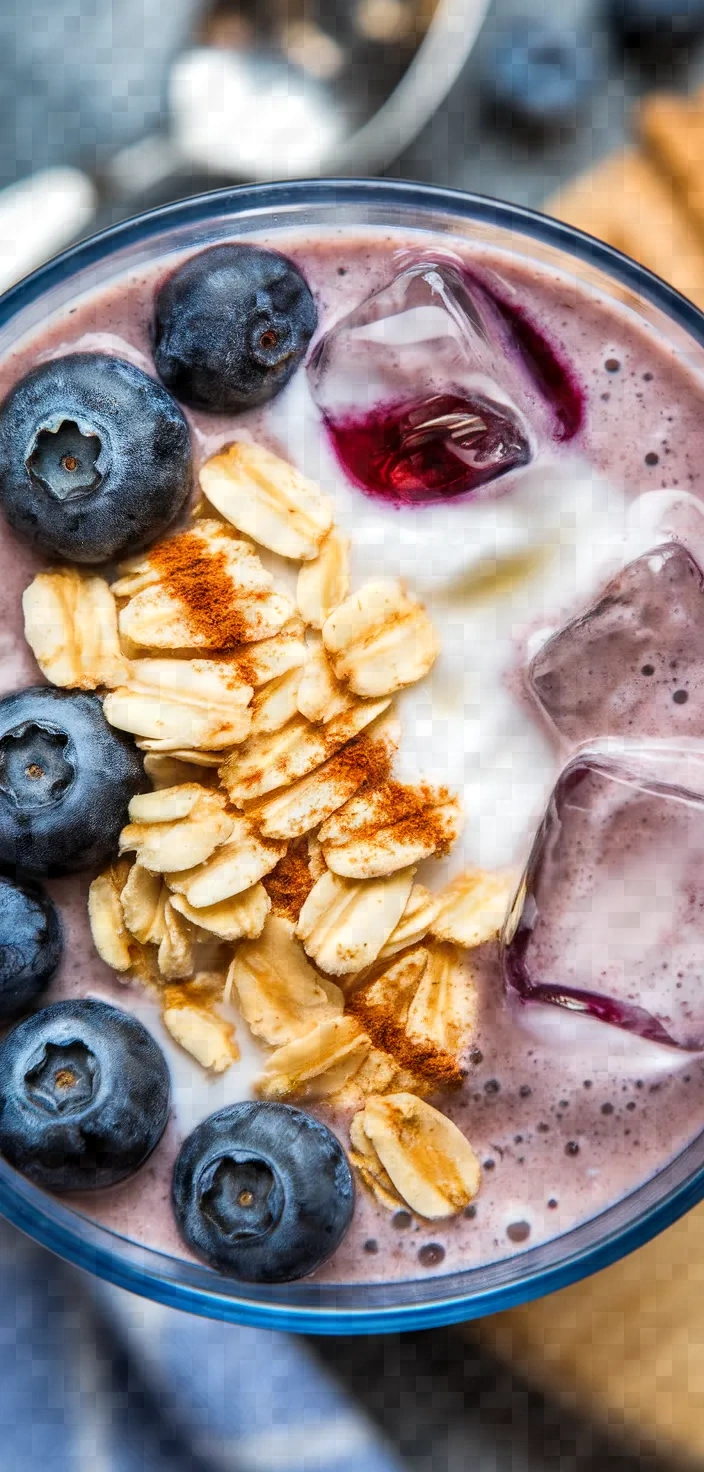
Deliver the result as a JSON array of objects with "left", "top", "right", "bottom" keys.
[
  {"left": 0, "top": 874, "right": 62, "bottom": 1023},
  {"left": 153, "top": 245, "right": 318, "bottom": 414},
  {"left": 0, "top": 352, "right": 193, "bottom": 563},
  {"left": 172, "top": 1101, "right": 354, "bottom": 1282},
  {"left": 484, "top": 21, "right": 598, "bottom": 131},
  {"left": 0, "top": 999, "right": 170, "bottom": 1192},
  {"left": 0, "top": 687, "right": 146, "bottom": 876}
]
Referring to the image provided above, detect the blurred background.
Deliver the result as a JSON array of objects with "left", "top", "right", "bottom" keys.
[{"left": 3, "top": 1, "right": 704, "bottom": 1468}]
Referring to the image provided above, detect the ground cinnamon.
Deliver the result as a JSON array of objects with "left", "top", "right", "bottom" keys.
[
  {"left": 330, "top": 732, "right": 393, "bottom": 791},
  {"left": 349, "top": 986, "right": 465, "bottom": 1089},
  {"left": 331, "top": 779, "right": 456, "bottom": 854},
  {"left": 262, "top": 838, "right": 315, "bottom": 922},
  {"left": 149, "top": 529, "right": 256, "bottom": 647},
  {"left": 231, "top": 726, "right": 393, "bottom": 809},
  {"left": 348, "top": 951, "right": 466, "bottom": 1090}
]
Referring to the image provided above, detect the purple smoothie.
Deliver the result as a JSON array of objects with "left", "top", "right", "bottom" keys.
[{"left": 1, "top": 225, "right": 704, "bottom": 1286}]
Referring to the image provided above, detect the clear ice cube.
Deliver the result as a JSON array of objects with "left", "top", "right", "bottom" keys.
[
  {"left": 528, "top": 542, "right": 704, "bottom": 746},
  {"left": 625, "top": 488, "right": 704, "bottom": 569},
  {"left": 308, "top": 260, "right": 581, "bottom": 506},
  {"left": 503, "top": 747, "right": 704, "bottom": 1050}
]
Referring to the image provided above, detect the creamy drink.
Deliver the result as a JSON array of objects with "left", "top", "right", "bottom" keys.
[{"left": 0, "top": 219, "right": 703, "bottom": 1288}]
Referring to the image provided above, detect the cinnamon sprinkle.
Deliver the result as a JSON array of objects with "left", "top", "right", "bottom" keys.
[
  {"left": 348, "top": 986, "right": 465, "bottom": 1089},
  {"left": 149, "top": 529, "right": 256, "bottom": 648},
  {"left": 234, "top": 647, "right": 286, "bottom": 686},
  {"left": 331, "top": 732, "right": 393, "bottom": 791},
  {"left": 262, "top": 838, "right": 315, "bottom": 923},
  {"left": 229, "top": 723, "right": 393, "bottom": 804},
  {"left": 331, "top": 779, "right": 456, "bottom": 854},
  {"left": 259, "top": 733, "right": 392, "bottom": 917}
]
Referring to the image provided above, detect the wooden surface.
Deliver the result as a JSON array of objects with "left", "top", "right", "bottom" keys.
[{"left": 473, "top": 1202, "right": 704, "bottom": 1463}]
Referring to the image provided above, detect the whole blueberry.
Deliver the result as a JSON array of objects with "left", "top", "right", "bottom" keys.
[
  {"left": 0, "top": 999, "right": 170, "bottom": 1191},
  {"left": 172, "top": 1101, "right": 354, "bottom": 1282},
  {"left": 0, "top": 874, "right": 62, "bottom": 1022},
  {"left": 0, "top": 687, "right": 146, "bottom": 876},
  {"left": 0, "top": 352, "right": 193, "bottom": 562},
  {"left": 153, "top": 245, "right": 318, "bottom": 413},
  {"left": 483, "top": 20, "right": 598, "bottom": 132}
]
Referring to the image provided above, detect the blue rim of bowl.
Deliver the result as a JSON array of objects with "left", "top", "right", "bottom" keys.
[{"left": 2, "top": 177, "right": 704, "bottom": 1334}]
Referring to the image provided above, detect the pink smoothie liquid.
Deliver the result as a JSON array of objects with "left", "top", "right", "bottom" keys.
[{"left": 1, "top": 226, "right": 704, "bottom": 1285}]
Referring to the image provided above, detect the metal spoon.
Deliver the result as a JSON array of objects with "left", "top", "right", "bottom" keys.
[{"left": 106, "top": 0, "right": 488, "bottom": 194}]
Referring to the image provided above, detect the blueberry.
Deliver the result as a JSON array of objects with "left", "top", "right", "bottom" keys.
[
  {"left": 0, "top": 687, "right": 146, "bottom": 875},
  {"left": 172, "top": 1101, "right": 354, "bottom": 1282},
  {"left": 153, "top": 245, "right": 318, "bottom": 414},
  {"left": 0, "top": 352, "right": 192, "bottom": 562},
  {"left": 483, "top": 20, "right": 598, "bottom": 132},
  {"left": 0, "top": 874, "right": 62, "bottom": 1022},
  {"left": 0, "top": 998, "right": 170, "bottom": 1191}
]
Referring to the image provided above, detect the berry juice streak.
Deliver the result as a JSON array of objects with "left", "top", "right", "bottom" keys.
[
  {"left": 480, "top": 272, "right": 584, "bottom": 442},
  {"left": 323, "top": 391, "right": 532, "bottom": 504},
  {"left": 1, "top": 228, "right": 704, "bottom": 1283},
  {"left": 319, "top": 263, "right": 584, "bottom": 506}
]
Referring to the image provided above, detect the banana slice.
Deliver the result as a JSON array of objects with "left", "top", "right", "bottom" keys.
[
  {"left": 199, "top": 441, "right": 333, "bottom": 560},
  {"left": 23, "top": 568, "right": 128, "bottom": 690},
  {"left": 296, "top": 866, "right": 415, "bottom": 976},
  {"left": 352, "top": 1093, "right": 481, "bottom": 1218},
  {"left": 322, "top": 579, "right": 439, "bottom": 697},
  {"left": 226, "top": 915, "right": 343, "bottom": 1047},
  {"left": 297, "top": 527, "right": 350, "bottom": 627}
]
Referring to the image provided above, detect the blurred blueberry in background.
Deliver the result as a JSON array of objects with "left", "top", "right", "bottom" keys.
[{"left": 482, "top": 17, "right": 600, "bottom": 133}]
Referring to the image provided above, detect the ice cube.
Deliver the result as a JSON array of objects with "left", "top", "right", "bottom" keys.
[
  {"left": 625, "top": 488, "right": 704, "bottom": 568},
  {"left": 528, "top": 542, "right": 704, "bottom": 746},
  {"left": 308, "top": 259, "right": 580, "bottom": 506},
  {"left": 502, "top": 747, "right": 704, "bottom": 1050}
]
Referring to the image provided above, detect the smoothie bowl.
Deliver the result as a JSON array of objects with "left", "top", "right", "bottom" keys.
[{"left": 1, "top": 180, "right": 704, "bottom": 1333}]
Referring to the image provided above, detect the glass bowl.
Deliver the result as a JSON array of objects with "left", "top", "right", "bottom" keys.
[{"left": 1, "top": 178, "right": 704, "bottom": 1335}]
